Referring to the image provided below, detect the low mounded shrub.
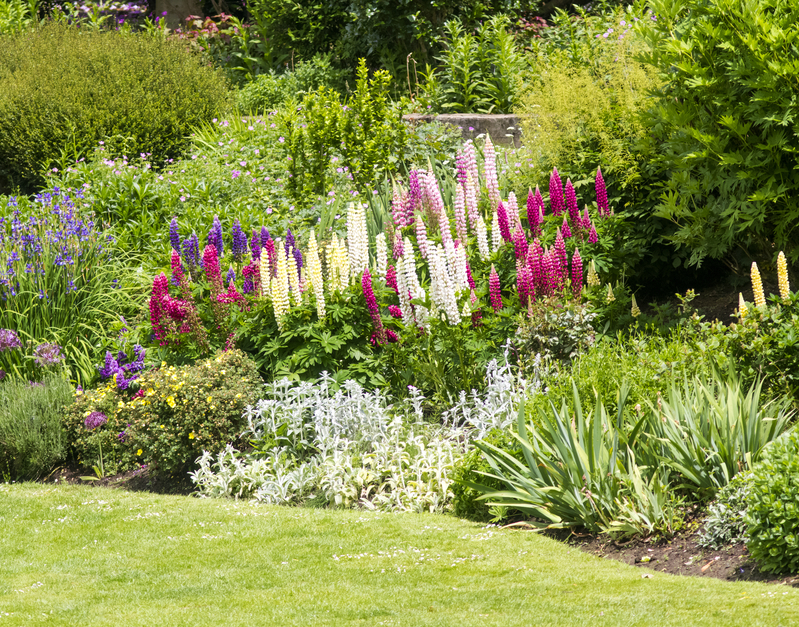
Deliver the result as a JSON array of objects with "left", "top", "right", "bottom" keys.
[
  {"left": 698, "top": 471, "right": 753, "bottom": 549},
  {"left": 62, "top": 349, "right": 263, "bottom": 478},
  {"left": 746, "top": 429, "right": 799, "bottom": 575},
  {"left": 0, "top": 23, "right": 229, "bottom": 193},
  {"left": 0, "top": 373, "right": 72, "bottom": 480}
]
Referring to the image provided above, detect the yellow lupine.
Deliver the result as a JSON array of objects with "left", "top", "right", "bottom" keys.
[
  {"left": 307, "top": 231, "right": 326, "bottom": 320},
  {"left": 738, "top": 293, "right": 748, "bottom": 320},
  {"left": 586, "top": 260, "right": 600, "bottom": 287},
  {"left": 631, "top": 294, "right": 641, "bottom": 318},
  {"left": 778, "top": 251, "right": 790, "bottom": 301},
  {"left": 751, "top": 262, "right": 766, "bottom": 308},
  {"left": 606, "top": 284, "right": 615, "bottom": 303}
]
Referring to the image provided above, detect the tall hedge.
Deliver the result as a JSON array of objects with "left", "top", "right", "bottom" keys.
[{"left": 0, "top": 24, "right": 229, "bottom": 193}]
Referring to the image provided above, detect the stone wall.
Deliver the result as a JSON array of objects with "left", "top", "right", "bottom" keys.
[{"left": 402, "top": 113, "right": 523, "bottom": 147}]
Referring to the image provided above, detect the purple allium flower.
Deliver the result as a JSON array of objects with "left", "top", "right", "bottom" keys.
[
  {"left": 33, "top": 343, "right": 64, "bottom": 368},
  {"left": 489, "top": 265, "right": 502, "bottom": 312},
  {"left": 169, "top": 217, "right": 181, "bottom": 255},
  {"left": 231, "top": 219, "right": 247, "bottom": 262},
  {"left": 250, "top": 229, "right": 261, "bottom": 260},
  {"left": 84, "top": 411, "right": 107, "bottom": 430},
  {"left": 0, "top": 328, "right": 22, "bottom": 352}
]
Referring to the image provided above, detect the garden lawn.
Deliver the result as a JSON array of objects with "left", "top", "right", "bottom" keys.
[{"left": 1, "top": 484, "right": 797, "bottom": 627}]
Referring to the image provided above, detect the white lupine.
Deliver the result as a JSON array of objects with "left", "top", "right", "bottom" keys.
[
  {"left": 287, "top": 245, "right": 301, "bottom": 305},
  {"left": 346, "top": 202, "right": 369, "bottom": 276},
  {"left": 438, "top": 205, "right": 454, "bottom": 249},
  {"left": 454, "top": 242, "right": 469, "bottom": 291},
  {"left": 327, "top": 235, "right": 349, "bottom": 293},
  {"left": 476, "top": 215, "right": 490, "bottom": 260},
  {"left": 443, "top": 238, "right": 458, "bottom": 287},
  {"left": 307, "top": 231, "right": 325, "bottom": 319},
  {"left": 465, "top": 174, "right": 479, "bottom": 229},
  {"left": 461, "top": 298, "right": 471, "bottom": 320},
  {"left": 483, "top": 135, "right": 500, "bottom": 207},
  {"left": 402, "top": 237, "right": 428, "bottom": 328},
  {"left": 490, "top": 210, "right": 502, "bottom": 252},
  {"left": 435, "top": 245, "right": 460, "bottom": 325},
  {"left": 415, "top": 214, "right": 429, "bottom": 259},
  {"left": 395, "top": 246, "right": 414, "bottom": 327},
  {"left": 375, "top": 232, "right": 388, "bottom": 278},
  {"left": 272, "top": 240, "right": 290, "bottom": 328}
]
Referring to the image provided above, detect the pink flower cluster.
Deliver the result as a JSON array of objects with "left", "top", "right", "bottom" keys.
[{"left": 362, "top": 269, "right": 386, "bottom": 345}]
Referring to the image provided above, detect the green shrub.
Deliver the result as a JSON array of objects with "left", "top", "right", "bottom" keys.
[
  {"left": 0, "top": 22, "right": 229, "bottom": 193},
  {"left": 638, "top": 0, "right": 799, "bottom": 267},
  {"left": 236, "top": 54, "right": 347, "bottom": 114},
  {"left": 746, "top": 429, "right": 799, "bottom": 575},
  {"left": 698, "top": 471, "right": 753, "bottom": 549},
  {"left": 0, "top": 372, "right": 71, "bottom": 480},
  {"left": 0, "top": 0, "right": 35, "bottom": 35},
  {"left": 62, "top": 350, "right": 263, "bottom": 478}
]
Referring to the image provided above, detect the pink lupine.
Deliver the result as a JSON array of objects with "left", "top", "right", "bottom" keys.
[
  {"left": 415, "top": 215, "right": 429, "bottom": 259},
  {"left": 565, "top": 178, "right": 580, "bottom": 227},
  {"left": 362, "top": 269, "right": 387, "bottom": 345},
  {"left": 408, "top": 170, "right": 422, "bottom": 218},
  {"left": 526, "top": 188, "right": 540, "bottom": 234},
  {"left": 506, "top": 192, "right": 520, "bottom": 231},
  {"left": 386, "top": 264, "right": 399, "bottom": 293},
  {"left": 582, "top": 207, "right": 592, "bottom": 232},
  {"left": 456, "top": 151, "right": 468, "bottom": 187},
  {"left": 465, "top": 260, "right": 476, "bottom": 290},
  {"left": 389, "top": 305, "right": 402, "bottom": 318},
  {"left": 392, "top": 234, "right": 404, "bottom": 261},
  {"left": 588, "top": 224, "right": 599, "bottom": 244},
  {"left": 392, "top": 183, "right": 405, "bottom": 228},
  {"left": 170, "top": 248, "right": 184, "bottom": 284},
  {"left": 553, "top": 229, "right": 568, "bottom": 277},
  {"left": 438, "top": 207, "right": 454, "bottom": 249},
  {"left": 512, "top": 227, "right": 528, "bottom": 264},
  {"left": 149, "top": 273, "right": 169, "bottom": 342},
  {"left": 517, "top": 263, "right": 534, "bottom": 307},
  {"left": 497, "top": 201, "right": 511, "bottom": 243},
  {"left": 264, "top": 238, "right": 277, "bottom": 277},
  {"left": 489, "top": 264, "right": 502, "bottom": 311},
  {"left": 217, "top": 281, "right": 248, "bottom": 309},
  {"left": 535, "top": 185, "right": 545, "bottom": 216},
  {"left": 203, "top": 245, "right": 223, "bottom": 292},
  {"left": 549, "top": 168, "right": 564, "bottom": 216},
  {"left": 561, "top": 216, "right": 572, "bottom": 239},
  {"left": 596, "top": 166, "right": 609, "bottom": 217},
  {"left": 571, "top": 248, "right": 583, "bottom": 299},
  {"left": 425, "top": 170, "right": 445, "bottom": 220},
  {"left": 529, "top": 238, "right": 544, "bottom": 295},
  {"left": 454, "top": 185, "right": 468, "bottom": 243}
]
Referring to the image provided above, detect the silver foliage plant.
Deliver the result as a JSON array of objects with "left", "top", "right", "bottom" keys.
[{"left": 191, "top": 346, "right": 543, "bottom": 513}]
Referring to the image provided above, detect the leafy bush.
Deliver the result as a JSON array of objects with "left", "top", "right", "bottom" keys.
[
  {"left": 0, "top": 372, "right": 71, "bottom": 480},
  {"left": 236, "top": 54, "right": 347, "bottom": 114},
  {"left": 0, "top": 0, "right": 35, "bottom": 34},
  {"left": 62, "top": 350, "right": 263, "bottom": 478},
  {"left": 418, "top": 15, "right": 526, "bottom": 114},
  {"left": 698, "top": 471, "right": 753, "bottom": 549},
  {"left": 746, "top": 429, "right": 799, "bottom": 574},
  {"left": 0, "top": 190, "right": 143, "bottom": 386},
  {"left": 0, "top": 23, "right": 228, "bottom": 193},
  {"left": 515, "top": 301, "right": 596, "bottom": 367},
  {"left": 638, "top": 0, "right": 799, "bottom": 267}
]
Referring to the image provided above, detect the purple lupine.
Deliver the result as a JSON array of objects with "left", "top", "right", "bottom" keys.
[
  {"left": 565, "top": 178, "right": 580, "bottom": 228},
  {"left": 182, "top": 232, "right": 200, "bottom": 269},
  {"left": 549, "top": 168, "right": 564, "bottom": 216},
  {"left": 571, "top": 248, "right": 583, "bottom": 299},
  {"left": 362, "top": 269, "right": 386, "bottom": 345},
  {"left": 284, "top": 228, "right": 296, "bottom": 257},
  {"left": 260, "top": 226, "right": 271, "bottom": 250},
  {"left": 231, "top": 219, "right": 248, "bottom": 262},
  {"left": 250, "top": 229, "right": 261, "bottom": 260},
  {"left": 588, "top": 225, "right": 599, "bottom": 244},
  {"left": 208, "top": 215, "right": 224, "bottom": 256},
  {"left": 489, "top": 264, "right": 502, "bottom": 312},
  {"left": 33, "top": 342, "right": 64, "bottom": 368},
  {"left": 225, "top": 265, "right": 236, "bottom": 286},
  {"left": 497, "top": 201, "right": 511, "bottom": 243},
  {"left": 562, "top": 216, "right": 572, "bottom": 239},
  {"left": 596, "top": 166, "right": 609, "bottom": 217},
  {"left": 169, "top": 217, "right": 181, "bottom": 256},
  {"left": 0, "top": 328, "right": 22, "bottom": 352},
  {"left": 293, "top": 246, "right": 303, "bottom": 272},
  {"left": 84, "top": 411, "right": 107, "bottom": 430}
]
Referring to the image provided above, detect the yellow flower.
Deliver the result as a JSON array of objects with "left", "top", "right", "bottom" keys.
[
  {"left": 137, "top": 449, "right": 143, "bottom": 456},
  {"left": 75, "top": 389, "right": 83, "bottom": 396},
  {"left": 207, "top": 396, "right": 213, "bottom": 403},
  {"left": 631, "top": 294, "right": 641, "bottom": 318},
  {"left": 606, "top": 284, "right": 615, "bottom": 303},
  {"left": 160, "top": 424, "right": 165, "bottom": 429},
  {"left": 751, "top": 262, "right": 766, "bottom": 308},
  {"left": 189, "top": 432, "right": 195, "bottom": 440},
  {"left": 166, "top": 396, "right": 176, "bottom": 408},
  {"left": 778, "top": 251, "right": 790, "bottom": 301},
  {"left": 738, "top": 293, "right": 748, "bottom": 320},
  {"left": 118, "top": 400, "right": 125, "bottom": 408},
  {"left": 586, "top": 260, "right": 600, "bottom": 287}
]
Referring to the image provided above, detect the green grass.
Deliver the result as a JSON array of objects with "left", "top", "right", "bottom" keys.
[{"left": 0, "top": 484, "right": 797, "bottom": 626}]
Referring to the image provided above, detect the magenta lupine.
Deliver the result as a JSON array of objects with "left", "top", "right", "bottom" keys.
[
  {"left": 529, "top": 238, "right": 545, "bottom": 296},
  {"left": 497, "top": 201, "right": 512, "bottom": 242},
  {"left": 596, "top": 166, "right": 609, "bottom": 217},
  {"left": 565, "top": 178, "right": 580, "bottom": 227},
  {"left": 149, "top": 273, "right": 169, "bottom": 343},
  {"left": 388, "top": 304, "right": 402, "bottom": 318},
  {"left": 203, "top": 245, "right": 223, "bottom": 291},
  {"left": 512, "top": 227, "right": 528, "bottom": 264},
  {"left": 561, "top": 216, "right": 572, "bottom": 239},
  {"left": 465, "top": 259, "right": 476, "bottom": 290},
  {"left": 535, "top": 185, "right": 545, "bottom": 216},
  {"left": 588, "top": 224, "right": 599, "bottom": 244},
  {"left": 549, "top": 168, "right": 564, "bottom": 216},
  {"left": 553, "top": 229, "right": 568, "bottom": 277},
  {"left": 571, "top": 248, "right": 583, "bottom": 299},
  {"left": 517, "top": 263, "right": 534, "bottom": 307},
  {"left": 170, "top": 248, "right": 184, "bottom": 284},
  {"left": 543, "top": 248, "right": 559, "bottom": 295},
  {"left": 415, "top": 214, "right": 429, "bottom": 259},
  {"left": 264, "top": 238, "right": 277, "bottom": 277},
  {"left": 386, "top": 264, "right": 399, "bottom": 293},
  {"left": 242, "top": 261, "right": 259, "bottom": 295},
  {"left": 454, "top": 185, "right": 468, "bottom": 243},
  {"left": 526, "top": 189, "right": 541, "bottom": 234},
  {"left": 362, "top": 269, "right": 387, "bottom": 345},
  {"left": 489, "top": 264, "right": 502, "bottom": 311},
  {"left": 582, "top": 207, "right": 592, "bottom": 232}
]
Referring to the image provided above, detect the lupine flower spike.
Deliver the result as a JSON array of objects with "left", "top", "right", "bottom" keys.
[
  {"left": 631, "top": 294, "right": 641, "bottom": 318},
  {"left": 571, "top": 248, "right": 583, "bottom": 298},
  {"left": 489, "top": 264, "right": 502, "bottom": 312},
  {"left": 778, "top": 251, "right": 790, "bottom": 301},
  {"left": 565, "top": 178, "right": 580, "bottom": 226},
  {"left": 738, "top": 293, "right": 748, "bottom": 320},
  {"left": 606, "top": 284, "right": 615, "bottom": 303},
  {"left": 549, "top": 168, "right": 564, "bottom": 216},
  {"left": 596, "top": 166, "right": 609, "bottom": 217},
  {"left": 751, "top": 262, "right": 766, "bottom": 308},
  {"left": 586, "top": 260, "right": 600, "bottom": 286}
]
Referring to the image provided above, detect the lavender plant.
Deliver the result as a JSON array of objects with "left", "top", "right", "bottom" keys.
[{"left": 0, "top": 189, "right": 141, "bottom": 385}]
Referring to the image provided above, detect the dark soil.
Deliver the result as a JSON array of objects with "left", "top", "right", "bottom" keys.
[
  {"left": 41, "top": 464, "right": 195, "bottom": 495},
  {"left": 556, "top": 529, "right": 799, "bottom": 587}
]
